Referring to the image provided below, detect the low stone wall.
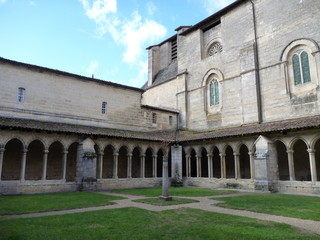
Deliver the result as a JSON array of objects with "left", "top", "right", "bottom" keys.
[
  {"left": 184, "top": 177, "right": 255, "bottom": 191},
  {"left": 0, "top": 180, "right": 77, "bottom": 195},
  {"left": 97, "top": 178, "right": 162, "bottom": 190},
  {"left": 277, "top": 181, "right": 320, "bottom": 194}
]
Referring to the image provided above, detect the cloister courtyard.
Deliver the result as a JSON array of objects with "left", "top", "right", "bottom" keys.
[{"left": 1, "top": 187, "right": 320, "bottom": 240}]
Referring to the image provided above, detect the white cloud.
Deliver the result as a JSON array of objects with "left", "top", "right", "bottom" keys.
[
  {"left": 121, "top": 11, "right": 166, "bottom": 63},
  {"left": 79, "top": 0, "right": 116, "bottom": 23},
  {"left": 79, "top": 0, "right": 167, "bottom": 86},
  {"left": 146, "top": 1, "right": 156, "bottom": 16},
  {"left": 0, "top": 0, "right": 7, "bottom": 4},
  {"left": 86, "top": 60, "right": 99, "bottom": 76},
  {"left": 202, "top": 0, "right": 236, "bottom": 15}
]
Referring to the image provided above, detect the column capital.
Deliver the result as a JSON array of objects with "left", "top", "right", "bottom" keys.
[
  {"left": 286, "top": 150, "right": 294, "bottom": 154},
  {"left": 207, "top": 154, "right": 212, "bottom": 158},
  {"left": 43, "top": 150, "right": 49, "bottom": 154},
  {"left": 141, "top": 154, "right": 146, "bottom": 158},
  {"left": 113, "top": 153, "right": 119, "bottom": 157},
  {"left": 219, "top": 153, "right": 226, "bottom": 157},
  {"left": 0, "top": 147, "right": 5, "bottom": 152},
  {"left": 307, "top": 148, "right": 315, "bottom": 154},
  {"left": 185, "top": 154, "right": 191, "bottom": 158},
  {"left": 22, "top": 148, "right": 28, "bottom": 153},
  {"left": 98, "top": 151, "right": 104, "bottom": 156},
  {"left": 233, "top": 152, "right": 240, "bottom": 157},
  {"left": 127, "top": 153, "right": 132, "bottom": 157},
  {"left": 63, "top": 150, "right": 69, "bottom": 154}
]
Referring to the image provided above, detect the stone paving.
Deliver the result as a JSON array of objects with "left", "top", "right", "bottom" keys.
[{"left": 1, "top": 191, "right": 320, "bottom": 236}]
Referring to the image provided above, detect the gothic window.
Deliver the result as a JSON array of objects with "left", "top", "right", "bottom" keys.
[
  {"left": 101, "top": 102, "right": 107, "bottom": 114},
  {"left": 209, "top": 80, "right": 219, "bottom": 105},
  {"left": 17, "top": 88, "right": 25, "bottom": 103},
  {"left": 292, "top": 49, "right": 311, "bottom": 85},
  {"left": 208, "top": 42, "right": 222, "bottom": 56},
  {"left": 152, "top": 113, "right": 157, "bottom": 124}
]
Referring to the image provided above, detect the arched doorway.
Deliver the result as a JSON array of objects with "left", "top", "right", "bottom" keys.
[
  {"left": 67, "top": 142, "right": 78, "bottom": 182},
  {"left": 212, "top": 147, "right": 221, "bottom": 178},
  {"left": 47, "top": 141, "right": 63, "bottom": 180},
  {"left": 239, "top": 145, "right": 250, "bottom": 179},
  {"left": 25, "top": 140, "right": 44, "bottom": 180},
  {"left": 190, "top": 149, "right": 197, "bottom": 177},
  {"left": 2, "top": 138, "right": 23, "bottom": 180},
  {"left": 293, "top": 139, "right": 311, "bottom": 181},
  {"left": 118, "top": 146, "right": 128, "bottom": 178},
  {"left": 132, "top": 147, "right": 141, "bottom": 178},
  {"left": 156, "top": 149, "right": 163, "bottom": 177},
  {"left": 225, "top": 146, "right": 235, "bottom": 178},
  {"left": 103, "top": 145, "right": 114, "bottom": 178},
  {"left": 201, "top": 148, "right": 208, "bottom": 177},
  {"left": 145, "top": 148, "right": 153, "bottom": 178},
  {"left": 275, "top": 140, "right": 289, "bottom": 180}
]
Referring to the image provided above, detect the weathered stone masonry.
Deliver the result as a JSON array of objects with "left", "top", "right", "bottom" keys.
[{"left": 1, "top": 0, "right": 320, "bottom": 195}]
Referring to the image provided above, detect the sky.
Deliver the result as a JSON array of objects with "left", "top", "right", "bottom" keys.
[{"left": 0, "top": 0, "right": 236, "bottom": 88}]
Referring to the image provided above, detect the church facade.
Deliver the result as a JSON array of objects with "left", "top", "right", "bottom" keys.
[{"left": 1, "top": 0, "right": 320, "bottom": 195}]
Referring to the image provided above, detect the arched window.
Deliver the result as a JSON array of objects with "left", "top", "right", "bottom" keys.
[
  {"left": 292, "top": 49, "right": 311, "bottom": 85},
  {"left": 210, "top": 80, "right": 219, "bottom": 106}
]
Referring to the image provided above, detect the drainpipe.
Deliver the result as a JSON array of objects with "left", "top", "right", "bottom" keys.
[{"left": 250, "top": 0, "right": 263, "bottom": 123}]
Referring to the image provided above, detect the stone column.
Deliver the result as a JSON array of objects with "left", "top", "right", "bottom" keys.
[
  {"left": 287, "top": 150, "right": 295, "bottom": 181},
  {"left": 0, "top": 147, "right": 5, "bottom": 181},
  {"left": 140, "top": 154, "right": 145, "bottom": 178},
  {"left": 62, "top": 150, "right": 68, "bottom": 181},
  {"left": 207, "top": 154, "right": 213, "bottom": 178},
  {"left": 220, "top": 154, "right": 226, "bottom": 178},
  {"left": 307, "top": 149, "right": 317, "bottom": 182},
  {"left": 20, "top": 147, "right": 28, "bottom": 182},
  {"left": 42, "top": 150, "right": 49, "bottom": 181},
  {"left": 127, "top": 153, "right": 132, "bottom": 178},
  {"left": 248, "top": 151, "right": 255, "bottom": 179},
  {"left": 113, "top": 153, "right": 119, "bottom": 179},
  {"left": 196, "top": 154, "right": 201, "bottom": 177},
  {"left": 234, "top": 152, "right": 240, "bottom": 179},
  {"left": 97, "top": 151, "right": 104, "bottom": 179},
  {"left": 185, "top": 154, "right": 190, "bottom": 177},
  {"left": 152, "top": 155, "right": 157, "bottom": 178}
]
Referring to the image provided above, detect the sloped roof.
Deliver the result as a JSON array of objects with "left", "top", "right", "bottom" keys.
[
  {"left": 0, "top": 117, "right": 175, "bottom": 142},
  {"left": 179, "top": 115, "right": 320, "bottom": 142}
]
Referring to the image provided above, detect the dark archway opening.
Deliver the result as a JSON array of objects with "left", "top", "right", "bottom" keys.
[
  {"left": 293, "top": 140, "right": 311, "bottom": 181},
  {"left": 118, "top": 146, "right": 128, "bottom": 178},
  {"left": 201, "top": 148, "right": 208, "bottom": 177},
  {"left": 67, "top": 142, "right": 78, "bottom": 182},
  {"left": 25, "top": 140, "right": 43, "bottom": 180},
  {"left": 190, "top": 149, "right": 197, "bottom": 177},
  {"left": 239, "top": 145, "right": 251, "bottom": 179},
  {"left": 156, "top": 149, "right": 163, "bottom": 177},
  {"left": 212, "top": 147, "right": 221, "bottom": 178},
  {"left": 132, "top": 147, "right": 141, "bottom": 178},
  {"left": 145, "top": 148, "right": 153, "bottom": 178},
  {"left": 47, "top": 141, "right": 63, "bottom": 180},
  {"left": 225, "top": 146, "right": 235, "bottom": 178},
  {"left": 103, "top": 145, "right": 114, "bottom": 178},
  {"left": 276, "top": 141, "right": 289, "bottom": 180},
  {"left": 2, "top": 139, "right": 23, "bottom": 180}
]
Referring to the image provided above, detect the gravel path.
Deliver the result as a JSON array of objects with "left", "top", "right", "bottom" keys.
[{"left": 1, "top": 191, "right": 319, "bottom": 235}]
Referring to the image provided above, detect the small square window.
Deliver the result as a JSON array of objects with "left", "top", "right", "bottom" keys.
[
  {"left": 101, "top": 102, "right": 107, "bottom": 114},
  {"left": 152, "top": 113, "right": 157, "bottom": 124},
  {"left": 169, "top": 116, "right": 173, "bottom": 125},
  {"left": 18, "top": 88, "right": 25, "bottom": 103}
]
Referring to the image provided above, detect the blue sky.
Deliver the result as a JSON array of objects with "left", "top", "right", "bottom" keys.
[{"left": 0, "top": 0, "right": 235, "bottom": 87}]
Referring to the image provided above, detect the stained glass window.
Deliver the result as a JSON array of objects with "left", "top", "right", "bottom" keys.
[
  {"left": 210, "top": 80, "right": 219, "bottom": 106},
  {"left": 292, "top": 49, "right": 311, "bottom": 85}
]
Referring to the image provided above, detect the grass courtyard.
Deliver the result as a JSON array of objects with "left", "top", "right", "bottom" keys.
[{"left": 0, "top": 188, "right": 319, "bottom": 240}]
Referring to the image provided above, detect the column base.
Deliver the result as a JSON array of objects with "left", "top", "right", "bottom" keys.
[
  {"left": 254, "top": 180, "right": 278, "bottom": 193},
  {"left": 159, "top": 196, "right": 173, "bottom": 201}
]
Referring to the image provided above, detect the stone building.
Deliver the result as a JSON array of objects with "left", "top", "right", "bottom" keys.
[{"left": 1, "top": 0, "right": 320, "bottom": 195}]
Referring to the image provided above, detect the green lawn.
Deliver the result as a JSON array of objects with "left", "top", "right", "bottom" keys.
[
  {"left": 133, "top": 197, "right": 198, "bottom": 206},
  {"left": 111, "top": 187, "right": 236, "bottom": 197},
  {"left": 1, "top": 207, "right": 318, "bottom": 240},
  {"left": 0, "top": 192, "right": 125, "bottom": 215},
  {"left": 213, "top": 193, "right": 320, "bottom": 221}
]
